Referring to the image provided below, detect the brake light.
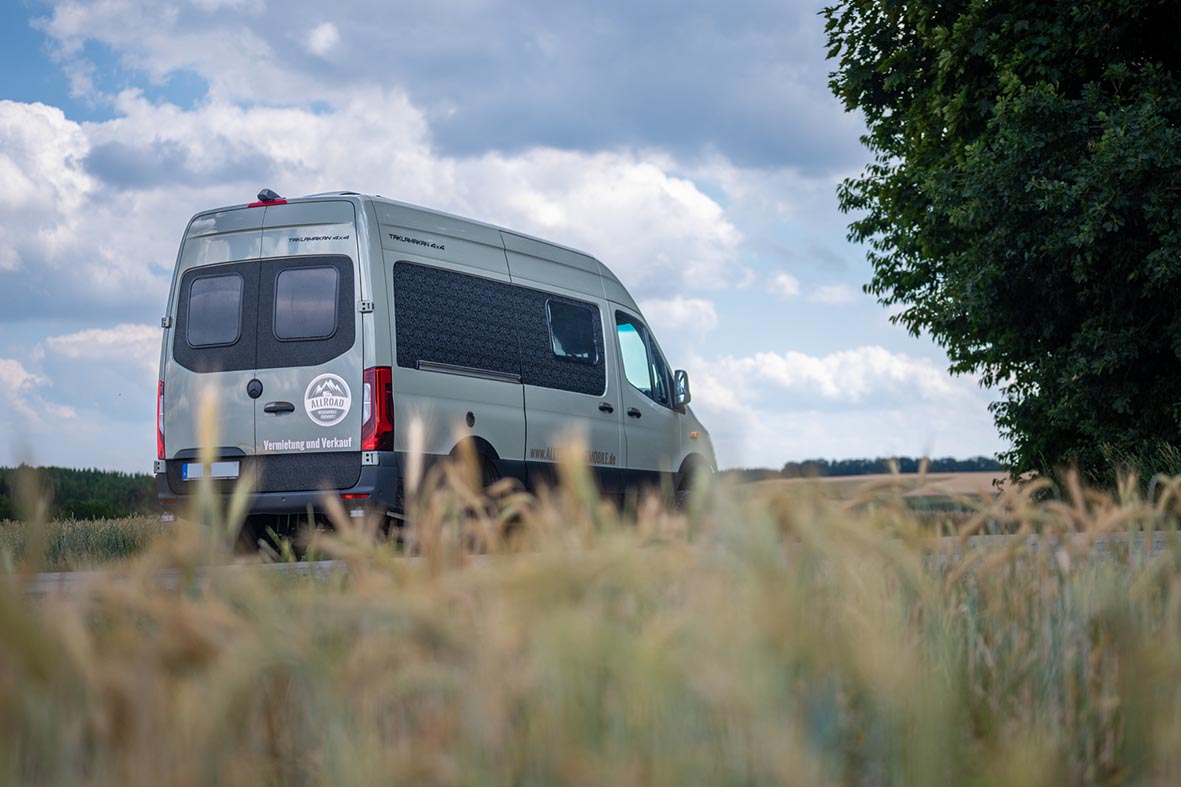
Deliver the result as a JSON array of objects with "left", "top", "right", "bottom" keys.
[
  {"left": 361, "top": 366, "right": 394, "bottom": 451},
  {"left": 157, "top": 380, "right": 165, "bottom": 460}
]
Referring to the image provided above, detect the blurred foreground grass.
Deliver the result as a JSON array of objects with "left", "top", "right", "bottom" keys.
[{"left": 5, "top": 459, "right": 1181, "bottom": 786}]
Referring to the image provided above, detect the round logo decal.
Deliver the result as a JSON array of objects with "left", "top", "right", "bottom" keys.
[{"left": 304, "top": 373, "right": 352, "bottom": 427}]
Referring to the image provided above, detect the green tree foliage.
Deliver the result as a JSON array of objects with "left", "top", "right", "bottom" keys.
[
  {"left": 823, "top": 0, "right": 1181, "bottom": 481},
  {"left": 0, "top": 466, "right": 157, "bottom": 521}
]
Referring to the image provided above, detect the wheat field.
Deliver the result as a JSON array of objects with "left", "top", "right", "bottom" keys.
[{"left": 3, "top": 454, "right": 1181, "bottom": 786}]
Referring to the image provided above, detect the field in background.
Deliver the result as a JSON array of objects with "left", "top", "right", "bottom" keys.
[
  {"left": 0, "top": 516, "right": 168, "bottom": 571},
  {"left": 0, "top": 471, "right": 1010, "bottom": 570},
  {"left": 756, "top": 470, "right": 1009, "bottom": 500},
  {"left": 4, "top": 461, "right": 1181, "bottom": 785}
]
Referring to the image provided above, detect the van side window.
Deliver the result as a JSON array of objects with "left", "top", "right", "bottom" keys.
[
  {"left": 274, "top": 266, "right": 338, "bottom": 340},
  {"left": 546, "top": 300, "right": 598, "bottom": 364},
  {"left": 615, "top": 312, "right": 673, "bottom": 407},
  {"left": 515, "top": 288, "right": 606, "bottom": 396},
  {"left": 647, "top": 336, "right": 672, "bottom": 406},
  {"left": 187, "top": 273, "right": 243, "bottom": 347},
  {"left": 616, "top": 320, "right": 652, "bottom": 396}
]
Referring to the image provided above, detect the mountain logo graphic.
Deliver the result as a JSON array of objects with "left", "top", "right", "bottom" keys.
[{"left": 304, "top": 373, "right": 352, "bottom": 427}]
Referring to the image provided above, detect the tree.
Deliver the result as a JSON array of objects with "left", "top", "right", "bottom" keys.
[{"left": 823, "top": 0, "right": 1181, "bottom": 481}]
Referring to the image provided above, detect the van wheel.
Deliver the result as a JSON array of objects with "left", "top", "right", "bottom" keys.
[
  {"left": 674, "top": 464, "right": 710, "bottom": 511},
  {"left": 481, "top": 455, "right": 501, "bottom": 490}
]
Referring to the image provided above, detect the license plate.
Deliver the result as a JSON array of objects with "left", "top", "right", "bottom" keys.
[{"left": 181, "top": 461, "right": 240, "bottom": 481}]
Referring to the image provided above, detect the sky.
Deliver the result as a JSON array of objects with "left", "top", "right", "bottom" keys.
[{"left": 0, "top": 0, "right": 1008, "bottom": 473}]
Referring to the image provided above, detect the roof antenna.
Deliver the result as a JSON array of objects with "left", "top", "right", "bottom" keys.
[{"left": 257, "top": 188, "right": 283, "bottom": 203}]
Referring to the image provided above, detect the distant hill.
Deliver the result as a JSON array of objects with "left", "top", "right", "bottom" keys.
[
  {"left": 721, "top": 456, "right": 1003, "bottom": 484},
  {"left": 0, "top": 465, "right": 158, "bottom": 521}
]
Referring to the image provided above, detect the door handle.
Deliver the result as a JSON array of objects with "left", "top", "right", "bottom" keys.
[
  {"left": 263, "top": 401, "right": 295, "bottom": 414},
  {"left": 627, "top": 407, "right": 642, "bottom": 419},
  {"left": 598, "top": 402, "right": 614, "bottom": 413}
]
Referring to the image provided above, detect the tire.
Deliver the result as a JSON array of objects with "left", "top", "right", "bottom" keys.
[
  {"left": 481, "top": 455, "right": 501, "bottom": 490},
  {"left": 675, "top": 462, "right": 711, "bottom": 511}
]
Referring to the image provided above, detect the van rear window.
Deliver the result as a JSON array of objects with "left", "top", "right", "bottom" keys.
[
  {"left": 274, "top": 266, "right": 338, "bottom": 340},
  {"left": 186, "top": 274, "right": 243, "bottom": 347}
]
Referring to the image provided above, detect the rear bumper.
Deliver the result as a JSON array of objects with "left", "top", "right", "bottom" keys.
[{"left": 156, "top": 451, "right": 402, "bottom": 516}]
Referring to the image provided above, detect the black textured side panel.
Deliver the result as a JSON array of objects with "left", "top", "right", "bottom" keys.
[
  {"left": 167, "top": 452, "right": 361, "bottom": 494},
  {"left": 514, "top": 287, "right": 606, "bottom": 396},
  {"left": 256, "top": 256, "right": 355, "bottom": 370},
  {"left": 391, "top": 261, "right": 605, "bottom": 396},
  {"left": 393, "top": 263, "right": 521, "bottom": 376},
  {"left": 173, "top": 261, "right": 260, "bottom": 373}
]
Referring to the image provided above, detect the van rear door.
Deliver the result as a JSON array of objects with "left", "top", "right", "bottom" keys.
[
  {"left": 252, "top": 202, "right": 363, "bottom": 488},
  {"left": 165, "top": 208, "right": 264, "bottom": 471}
]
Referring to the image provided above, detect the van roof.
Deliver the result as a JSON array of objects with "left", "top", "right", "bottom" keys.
[
  {"left": 202, "top": 190, "right": 597, "bottom": 261},
  {"left": 195, "top": 190, "right": 642, "bottom": 314}
]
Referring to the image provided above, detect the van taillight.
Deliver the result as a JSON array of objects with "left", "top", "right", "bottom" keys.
[
  {"left": 361, "top": 367, "right": 393, "bottom": 451},
  {"left": 157, "top": 380, "right": 165, "bottom": 460}
]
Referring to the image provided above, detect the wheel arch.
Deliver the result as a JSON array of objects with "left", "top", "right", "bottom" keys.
[
  {"left": 449, "top": 435, "right": 501, "bottom": 463},
  {"left": 675, "top": 452, "right": 712, "bottom": 490}
]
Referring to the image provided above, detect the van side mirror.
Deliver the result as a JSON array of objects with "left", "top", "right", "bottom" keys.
[{"left": 674, "top": 369, "right": 691, "bottom": 408}]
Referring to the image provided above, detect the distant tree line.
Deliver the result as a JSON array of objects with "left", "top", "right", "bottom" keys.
[
  {"left": 782, "top": 456, "right": 1002, "bottom": 478},
  {"left": 720, "top": 457, "right": 1002, "bottom": 484},
  {"left": 0, "top": 465, "right": 158, "bottom": 521}
]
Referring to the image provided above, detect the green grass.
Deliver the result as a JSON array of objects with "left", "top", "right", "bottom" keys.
[
  {"left": 0, "top": 516, "right": 169, "bottom": 571},
  {"left": 4, "top": 456, "right": 1181, "bottom": 785}
]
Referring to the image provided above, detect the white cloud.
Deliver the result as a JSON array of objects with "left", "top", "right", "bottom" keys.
[
  {"left": 0, "top": 101, "right": 95, "bottom": 271},
  {"left": 808, "top": 283, "right": 859, "bottom": 304},
  {"left": 42, "top": 323, "right": 160, "bottom": 379},
  {"left": 458, "top": 149, "right": 741, "bottom": 293},
  {"left": 687, "top": 347, "right": 1003, "bottom": 467},
  {"left": 712, "top": 346, "right": 965, "bottom": 405},
  {"left": 638, "top": 296, "right": 718, "bottom": 344},
  {"left": 32, "top": 0, "right": 868, "bottom": 173},
  {"left": 686, "top": 156, "right": 850, "bottom": 230},
  {"left": 305, "top": 23, "right": 339, "bottom": 57},
  {"left": 193, "top": 0, "right": 253, "bottom": 10},
  {"left": 0, "top": 89, "right": 742, "bottom": 321},
  {"left": 34, "top": 324, "right": 161, "bottom": 426},
  {"left": 0, "top": 359, "right": 48, "bottom": 419},
  {"left": 0, "top": 325, "right": 160, "bottom": 470},
  {"left": 769, "top": 271, "right": 800, "bottom": 299}
]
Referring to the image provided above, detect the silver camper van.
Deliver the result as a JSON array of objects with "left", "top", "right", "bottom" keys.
[{"left": 155, "top": 189, "right": 715, "bottom": 525}]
